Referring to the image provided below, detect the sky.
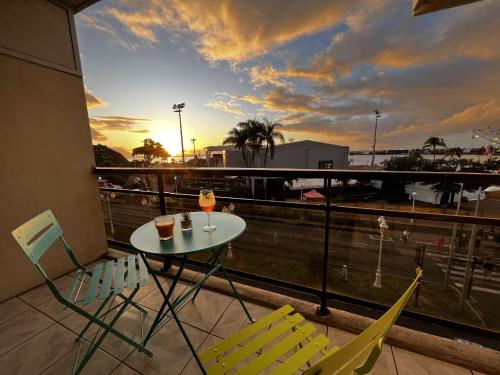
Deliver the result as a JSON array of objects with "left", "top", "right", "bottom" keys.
[{"left": 76, "top": 0, "right": 500, "bottom": 158}]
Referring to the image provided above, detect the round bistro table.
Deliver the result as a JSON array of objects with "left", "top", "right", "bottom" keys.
[{"left": 130, "top": 212, "right": 253, "bottom": 372}]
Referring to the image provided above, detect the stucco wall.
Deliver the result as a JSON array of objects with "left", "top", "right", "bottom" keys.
[{"left": 0, "top": 1, "right": 107, "bottom": 301}]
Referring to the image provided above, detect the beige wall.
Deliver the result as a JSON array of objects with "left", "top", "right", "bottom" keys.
[{"left": 0, "top": 0, "right": 107, "bottom": 301}]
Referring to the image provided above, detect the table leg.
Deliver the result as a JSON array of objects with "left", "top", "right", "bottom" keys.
[
  {"left": 140, "top": 253, "right": 186, "bottom": 345},
  {"left": 191, "top": 247, "right": 254, "bottom": 322},
  {"left": 139, "top": 253, "right": 207, "bottom": 374}
]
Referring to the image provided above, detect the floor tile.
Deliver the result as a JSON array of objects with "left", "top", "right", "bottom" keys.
[
  {"left": 212, "top": 301, "right": 273, "bottom": 340},
  {"left": 19, "top": 275, "right": 74, "bottom": 307},
  {"left": 181, "top": 334, "right": 222, "bottom": 374},
  {"left": 393, "top": 346, "right": 472, "bottom": 375},
  {"left": 327, "top": 326, "right": 357, "bottom": 348},
  {"left": 59, "top": 299, "right": 107, "bottom": 338},
  {"left": 111, "top": 363, "right": 141, "bottom": 375},
  {"left": 0, "top": 324, "right": 76, "bottom": 374},
  {"left": 0, "top": 298, "right": 32, "bottom": 324},
  {"left": 371, "top": 346, "right": 398, "bottom": 375},
  {"left": 41, "top": 340, "right": 120, "bottom": 375},
  {"left": 0, "top": 306, "right": 54, "bottom": 356},
  {"left": 37, "top": 297, "right": 75, "bottom": 321},
  {"left": 138, "top": 280, "right": 188, "bottom": 312},
  {"left": 97, "top": 305, "right": 154, "bottom": 362},
  {"left": 177, "top": 289, "right": 234, "bottom": 332},
  {"left": 125, "top": 319, "right": 208, "bottom": 374}
]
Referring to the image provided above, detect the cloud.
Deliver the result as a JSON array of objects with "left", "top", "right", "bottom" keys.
[
  {"left": 239, "top": 88, "right": 378, "bottom": 117},
  {"left": 90, "top": 116, "right": 151, "bottom": 133},
  {"left": 78, "top": 14, "right": 139, "bottom": 50},
  {"left": 84, "top": 0, "right": 359, "bottom": 62},
  {"left": 90, "top": 127, "right": 108, "bottom": 142},
  {"left": 381, "top": 101, "right": 500, "bottom": 141},
  {"left": 206, "top": 99, "right": 244, "bottom": 117},
  {"left": 85, "top": 86, "right": 108, "bottom": 109}
]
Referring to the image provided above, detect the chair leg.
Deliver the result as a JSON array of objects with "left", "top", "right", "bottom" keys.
[
  {"left": 73, "top": 288, "right": 152, "bottom": 375},
  {"left": 76, "top": 296, "right": 113, "bottom": 341}
]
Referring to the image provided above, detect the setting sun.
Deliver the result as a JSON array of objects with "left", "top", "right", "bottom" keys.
[{"left": 148, "top": 125, "right": 183, "bottom": 157}]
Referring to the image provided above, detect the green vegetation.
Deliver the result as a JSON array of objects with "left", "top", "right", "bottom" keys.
[
  {"left": 132, "top": 138, "right": 170, "bottom": 167},
  {"left": 94, "top": 144, "right": 130, "bottom": 167},
  {"left": 423, "top": 136, "right": 447, "bottom": 161},
  {"left": 223, "top": 118, "right": 284, "bottom": 167}
]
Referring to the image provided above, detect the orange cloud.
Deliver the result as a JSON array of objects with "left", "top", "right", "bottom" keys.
[
  {"left": 90, "top": 116, "right": 151, "bottom": 133},
  {"left": 85, "top": 86, "right": 107, "bottom": 109},
  {"left": 381, "top": 101, "right": 500, "bottom": 140},
  {"left": 91, "top": 0, "right": 358, "bottom": 62},
  {"left": 206, "top": 99, "right": 244, "bottom": 117},
  {"left": 90, "top": 127, "right": 107, "bottom": 142}
]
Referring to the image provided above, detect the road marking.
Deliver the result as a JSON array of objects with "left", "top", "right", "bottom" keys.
[
  {"left": 415, "top": 240, "right": 450, "bottom": 248},
  {"left": 352, "top": 242, "right": 369, "bottom": 247},
  {"left": 368, "top": 235, "right": 394, "bottom": 242},
  {"left": 454, "top": 283, "right": 500, "bottom": 296}
]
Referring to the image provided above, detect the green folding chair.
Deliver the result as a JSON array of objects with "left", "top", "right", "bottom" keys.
[
  {"left": 12, "top": 209, "right": 153, "bottom": 374},
  {"left": 199, "top": 270, "right": 422, "bottom": 374}
]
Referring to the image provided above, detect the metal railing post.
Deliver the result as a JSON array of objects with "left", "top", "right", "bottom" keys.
[
  {"left": 317, "top": 177, "right": 332, "bottom": 316},
  {"left": 157, "top": 173, "right": 171, "bottom": 271}
]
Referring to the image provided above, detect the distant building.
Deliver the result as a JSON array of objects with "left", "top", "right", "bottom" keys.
[{"left": 205, "top": 140, "right": 349, "bottom": 169}]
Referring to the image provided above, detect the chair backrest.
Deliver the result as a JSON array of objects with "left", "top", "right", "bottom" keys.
[
  {"left": 304, "top": 271, "right": 422, "bottom": 375},
  {"left": 12, "top": 209, "right": 63, "bottom": 265}
]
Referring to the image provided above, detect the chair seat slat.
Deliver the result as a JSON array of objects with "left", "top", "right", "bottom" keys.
[
  {"left": 270, "top": 334, "right": 329, "bottom": 375},
  {"left": 235, "top": 323, "right": 320, "bottom": 375},
  {"left": 201, "top": 304, "right": 294, "bottom": 363},
  {"left": 206, "top": 313, "right": 305, "bottom": 374},
  {"left": 64, "top": 270, "right": 83, "bottom": 307},
  {"left": 85, "top": 263, "right": 103, "bottom": 304},
  {"left": 114, "top": 258, "right": 126, "bottom": 295},
  {"left": 99, "top": 261, "right": 115, "bottom": 299},
  {"left": 127, "top": 255, "right": 138, "bottom": 290},
  {"left": 138, "top": 256, "right": 149, "bottom": 286}
]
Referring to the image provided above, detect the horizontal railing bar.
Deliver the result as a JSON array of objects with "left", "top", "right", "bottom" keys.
[
  {"left": 100, "top": 187, "right": 159, "bottom": 196},
  {"left": 107, "top": 240, "right": 500, "bottom": 339},
  {"left": 95, "top": 167, "right": 500, "bottom": 184},
  {"left": 99, "top": 187, "right": 500, "bottom": 226}
]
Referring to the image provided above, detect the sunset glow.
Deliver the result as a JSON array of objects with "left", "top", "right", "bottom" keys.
[{"left": 77, "top": 0, "right": 500, "bottom": 157}]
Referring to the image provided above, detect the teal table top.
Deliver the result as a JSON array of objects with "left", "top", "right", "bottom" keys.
[{"left": 130, "top": 212, "right": 246, "bottom": 256}]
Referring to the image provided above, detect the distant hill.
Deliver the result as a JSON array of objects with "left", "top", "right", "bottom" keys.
[{"left": 93, "top": 144, "right": 129, "bottom": 167}]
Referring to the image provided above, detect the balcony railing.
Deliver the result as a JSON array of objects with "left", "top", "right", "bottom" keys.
[{"left": 95, "top": 167, "right": 500, "bottom": 344}]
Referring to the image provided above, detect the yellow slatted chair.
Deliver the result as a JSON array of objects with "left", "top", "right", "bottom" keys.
[{"left": 200, "top": 269, "right": 422, "bottom": 374}]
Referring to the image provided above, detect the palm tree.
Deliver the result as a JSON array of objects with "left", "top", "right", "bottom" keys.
[
  {"left": 423, "top": 137, "right": 447, "bottom": 161},
  {"left": 445, "top": 147, "right": 464, "bottom": 159},
  {"left": 262, "top": 119, "right": 285, "bottom": 167},
  {"left": 223, "top": 120, "right": 266, "bottom": 167},
  {"left": 222, "top": 126, "right": 249, "bottom": 166}
]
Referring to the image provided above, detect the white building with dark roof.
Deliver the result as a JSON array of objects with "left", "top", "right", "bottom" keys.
[{"left": 206, "top": 140, "right": 349, "bottom": 169}]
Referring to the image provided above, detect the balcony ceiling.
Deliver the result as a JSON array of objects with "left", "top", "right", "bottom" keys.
[
  {"left": 413, "top": 0, "right": 483, "bottom": 16},
  {"left": 58, "top": 0, "right": 101, "bottom": 13}
]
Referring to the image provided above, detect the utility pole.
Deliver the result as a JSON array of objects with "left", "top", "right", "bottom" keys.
[
  {"left": 173, "top": 103, "right": 186, "bottom": 163},
  {"left": 191, "top": 138, "right": 196, "bottom": 166},
  {"left": 370, "top": 109, "right": 381, "bottom": 170}
]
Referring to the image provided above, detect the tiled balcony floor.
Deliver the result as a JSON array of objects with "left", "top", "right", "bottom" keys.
[{"left": 0, "top": 268, "right": 486, "bottom": 375}]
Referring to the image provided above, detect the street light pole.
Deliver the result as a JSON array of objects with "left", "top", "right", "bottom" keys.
[
  {"left": 374, "top": 216, "right": 388, "bottom": 288},
  {"left": 443, "top": 182, "right": 464, "bottom": 289},
  {"left": 191, "top": 138, "right": 196, "bottom": 166},
  {"left": 173, "top": 103, "right": 186, "bottom": 164},
  {"left": 410, "top": 190, "right": 417, "bottom": 224},
  {"left": 370, "top": 109, "right": 381, "bottom": 170}
]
